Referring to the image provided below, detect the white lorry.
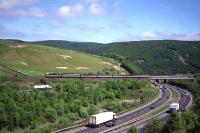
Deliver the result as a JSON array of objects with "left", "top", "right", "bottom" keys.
[
  {"left": 169, "top": 103, "right": 180, "bottom": 113},
  {"left": 88, "top": 112, "right": 116, "bottom": 127}
]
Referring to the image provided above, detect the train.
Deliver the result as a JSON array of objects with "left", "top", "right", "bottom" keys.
[{"left": 45, "top": 73, "right": 152, "bottom": 78}]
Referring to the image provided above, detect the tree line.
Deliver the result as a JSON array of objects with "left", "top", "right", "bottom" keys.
[{"left": 0, "top": 79, "right": 157, "bottom": 133}]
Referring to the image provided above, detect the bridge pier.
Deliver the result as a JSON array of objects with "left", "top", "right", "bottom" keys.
[
  {"left": 156, "top": 79, "right": 159, "bottom": 83},
  {"left": 153, "top": 79, "right": 168, "bottom": 84},
  {"left": 164, "top": 79, "right": 167, "bottom": 84}
]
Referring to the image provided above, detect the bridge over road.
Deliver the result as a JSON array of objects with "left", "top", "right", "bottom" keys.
[{"left": 150, "top": 75, "right": 194, "bottom": 80}]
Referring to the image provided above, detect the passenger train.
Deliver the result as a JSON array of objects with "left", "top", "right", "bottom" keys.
[{"left": 45, "top": 73, "right": 151, "bottom": 78}]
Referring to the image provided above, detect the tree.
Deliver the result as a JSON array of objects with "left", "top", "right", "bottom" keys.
[
  {"left": 45, "top": 107, "right": 57, "bottom": 122},
  {"left": 88, "top": 104, "right": 98, "bottom": 115},
  {"left": 183, "top": 111, "right": 197, "bottom": 131},
  {"left": 30, "top": 120, "right": 36, "bottom": 129},
  {"left": 194, "top": 96, "right": 200, "bottom": 114},
  {"left": 68, "top": 101, "right": 81, "bottom": 113},
  {"left": 63, "top": 104, "right": 70, "bottom": 114},
  {"left": 18, "top": 108, "right": 31, "bottom": 128},
  {"left": 81, "top": 99, "right": 89, "bottom": 107},
  {"left": 66, "top": 113, "right": 79, "bottom": 121},
  {"left": 105, "top": 92, "right": 115, "bottom": 99},
  {"left": 144, "top": 119, "right": 164, "bottom": 133},
  {"left": 59, "top": 117, "right": 71, "bottom": 128},
  {"left": 128, "top": 127, "right": 139, "bottom": 133},
  {"left": 53, "top": 103, "right": 64, "bottom": 116},
  {"left": 6, "top": 98, "right": 19, "bottom": 130},
  {"left": 40, "top": 125, "right": 52, "bottom": 133},
  {"left": 79, "top": 107, "right": 88, "bottom": 118},
  {"left": 55, "top": 83, "right": 62, "bottom": 92},
  {"left": 167, "top": 113, "right": 185, "bottom": 132},
  {"left": 0, "top": 104, "right": 7, "bottom": 129},
  {"left": 40, "top": 78, "right": 47, "bottom": 84}
]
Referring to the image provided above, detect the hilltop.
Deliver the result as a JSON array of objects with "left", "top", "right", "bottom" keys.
[
  {"left": 34, "top": 40, "right": 200, "bottom": 75},
  {"left": 0, "top": 40, "right": 123, "bottom": 76}
]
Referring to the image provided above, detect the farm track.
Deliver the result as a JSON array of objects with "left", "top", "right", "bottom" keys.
[{"left": 0, "top": 63, "right": 28, "bottom": 77}]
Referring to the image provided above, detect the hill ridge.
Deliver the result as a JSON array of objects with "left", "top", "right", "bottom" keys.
[{"left": 32, "top": 40, "right": 200, "bottom": 75}]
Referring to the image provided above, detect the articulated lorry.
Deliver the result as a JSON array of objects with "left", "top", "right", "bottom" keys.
[{"left": 88, "top": 112, "right": 116, "bottom": 127}]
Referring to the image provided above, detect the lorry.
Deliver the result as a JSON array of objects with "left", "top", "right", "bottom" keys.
[
  {"left": 169, "top": 103, "right": 180, "bottom": 113},
  {"left": 88, "top": 112, "right": 116, "bottom": 127}
]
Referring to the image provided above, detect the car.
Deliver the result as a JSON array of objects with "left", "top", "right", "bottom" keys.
[
  {"left": 159, "top": 85, "right": 163, "bottom": 89},
  {"left": 185, "top": 93, "right": 189, "bottom": 96},
  {"left": 150, "top": 106, "right": 155, "bottom": 109}
]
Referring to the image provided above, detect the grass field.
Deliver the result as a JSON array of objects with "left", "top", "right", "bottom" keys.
[{"left": 0, "top": 40, "right": 125, "bottom": 76}]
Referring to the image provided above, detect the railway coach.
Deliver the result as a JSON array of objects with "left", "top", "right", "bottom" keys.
[
  {"left": 45, "top": 73, "right": 62, "bottom": 78},
  {"left": 62, "top": 73, "right": 81, "bottom": 78}
]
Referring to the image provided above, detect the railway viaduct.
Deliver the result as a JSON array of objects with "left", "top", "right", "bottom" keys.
[{"left": 46, "top": 74, "right": 194, "bottom": 83}]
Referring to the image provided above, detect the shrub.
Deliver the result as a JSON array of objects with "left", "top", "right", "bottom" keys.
[{"left": 45, "top": 107, "right": 57, "bottom": 122}]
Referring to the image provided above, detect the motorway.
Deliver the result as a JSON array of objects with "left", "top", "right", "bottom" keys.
[{"left": 75, "top": 85, "right": 172, "bottom": 133}]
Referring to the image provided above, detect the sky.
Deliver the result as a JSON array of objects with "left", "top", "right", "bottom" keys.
[{"left": 0, "top": 0, "right": 200, "bottom": 43}]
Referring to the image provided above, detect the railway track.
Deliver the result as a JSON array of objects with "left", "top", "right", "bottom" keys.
[{"left": 52, "top": 120, "right": 86, "bottom": 133}]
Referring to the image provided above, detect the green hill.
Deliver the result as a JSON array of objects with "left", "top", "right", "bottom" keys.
[
  {"left": 0, "top": 40, "right": 123, "bottom": 76},
  {"left": 34, "top": 40, "right": 200, "bottom": 75}
]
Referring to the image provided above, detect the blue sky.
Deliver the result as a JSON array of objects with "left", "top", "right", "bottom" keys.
[{"left": 0, "top": 0, "right": 200, "bottom": 43}]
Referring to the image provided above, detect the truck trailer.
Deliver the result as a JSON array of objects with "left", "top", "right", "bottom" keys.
[
  {"left": 169, "top": 103, "right": 180, "bottom": 113},
  {"left": 88, "top": 112, "right": 116, "bottom": 127}
]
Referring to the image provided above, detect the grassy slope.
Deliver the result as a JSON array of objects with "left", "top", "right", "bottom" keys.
[
  {"left": 0, "top": 40, "right": 118, "bottom": 76},
  {"left": 34, "top": 40, "right": 200, "bottom": 74}
]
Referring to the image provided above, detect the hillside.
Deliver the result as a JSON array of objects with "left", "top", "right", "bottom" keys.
[
  {"left": 34, "top": 40, "right": 200, "bottom": 75},
  {"left": 0, "top": 40, "right": 123, "bottom": 76}
]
